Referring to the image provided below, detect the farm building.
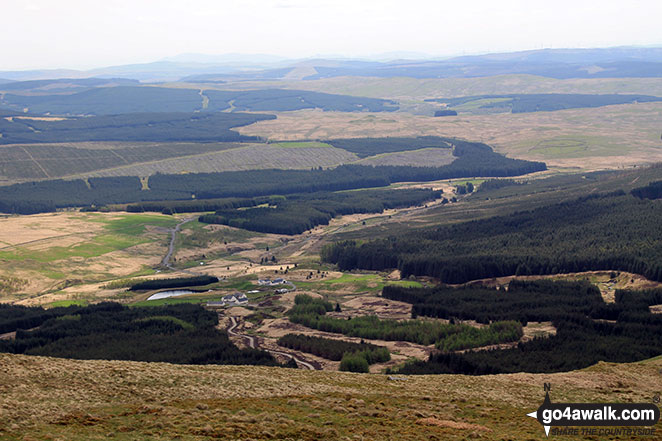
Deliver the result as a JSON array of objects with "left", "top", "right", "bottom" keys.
[
  {"left": 206, "top": 293, "right": 248, "bottom": 307},
  {"left": 257, "top": 278, "right": 287, "bottom": 286}
]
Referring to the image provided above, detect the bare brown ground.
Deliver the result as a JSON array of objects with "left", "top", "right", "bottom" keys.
[
  {"left": 387, "top": 269, "right": 401, "bottom": 279},
  {"left": 416, "top": 417, "right": 491, "bottom": 432},
  {"left": 0, "top": 212, "right": 103, "bottom": 247},
  {"left": 174, "top": 225, "right": 281, "bottom": 264},
  {"left": 225, "top": 306, "right": 253, "bottom": 317},
  {"left": 0, "top": 331, "right": 16, "bottom": 340},
  {"left": 522, "top": 321, "right": 557, "bottom": 340},
  {"left": 466, "top": 270, "right": 662, "bottom": 303},
  {"left": 0, "top": 212, "right": 177, "bottom": 304},
  {"left": 198, "top": 259, "right": 266, "bottom": 279},
  {"left": 236, "top": 103, "right": 662, "bottom": 171},
  {"left": 457, "top": 322, "right": 557, "bottom": 354},
  {"left": 1, "top": 352, "right": 660, "bottom": 441},
  {"left": 278, "top": 290, "right": 322, "bottom": 310},
  {"left": 342, "top": 295, "right": 412, "bottom": 320},
  {"left": 256, "top": 317, "right": 433, "bottom": 372}
]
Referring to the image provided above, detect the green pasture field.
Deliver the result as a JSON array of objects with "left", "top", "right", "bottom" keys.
[
  {"left": 296, "top": 273, "right": 423, "bottom": 293},
  {"left": 449, "top": 97, "right": 512, "bottom": 112},
  {"left": 47, "top": 299, "right": 89, "bottom": 308},
  {"left": 0, "top": 213, "right": 180, "bottom": 263}
]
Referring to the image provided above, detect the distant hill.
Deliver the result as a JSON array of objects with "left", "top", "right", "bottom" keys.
[
  {"left": 303, "top": 48, "right": 662, "bottom": 79},
  {"left": 2, "top": 47, "right": 661, "bottom": 82},
  {"left": 0, "top": 77, "right": 138, "bottom": 93},
  {"left": 0, "top": 86, "right": 397, "bottom": 115},
  {"left": 426, "top": 93, "right": 662, "bottom": 114}
]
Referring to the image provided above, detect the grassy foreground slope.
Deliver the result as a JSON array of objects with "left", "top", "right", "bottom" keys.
[{"left": 0, "top": 353, "right": 660, "bottom": 440}]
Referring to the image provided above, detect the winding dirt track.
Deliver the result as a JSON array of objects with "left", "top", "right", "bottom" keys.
[
  {"left": 226, "top": 316, "right": 317, "bottom": 370},
  {"left": 161, "top": 217, "right": 195, "bottom": 268}
]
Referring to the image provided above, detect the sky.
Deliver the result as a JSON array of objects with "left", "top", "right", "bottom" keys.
[{"left": 2, "top": 0, "right": 662, "bottom": 70}]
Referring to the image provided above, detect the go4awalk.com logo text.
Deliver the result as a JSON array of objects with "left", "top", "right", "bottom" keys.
[{"left": 527, "top": 384, "right": 660, "bottom": 437}]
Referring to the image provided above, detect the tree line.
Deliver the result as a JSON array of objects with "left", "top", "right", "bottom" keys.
[
  {"left": 0, "top": 112, "right": 273, "bottom": 145},
  {"left": 126, "top": 197, "right": 267, "bottom": 214},
  {"left": 0, "top": 138, "right": 545, "bottom": 214},
  {"left": 199, "top": 188, "right": 441, "bottom": 235},
  {"left": 277, "top": 333, "right": 390, "bottom": 372},
  {"left": 322, "top": 192, "right": 662, "bottom": 284},
  {"left": 631, "top": 180, "right": 662, "bottom": 200},
  {"left": 0, "top": 86, "right": 397, "bottom": 116},
  {"left": 385, "top": 280, "right": 662, "bottom": 375},
  {"left": 287, "top": 295, "right": 522, "bottom": 350},
  {"left": 0, "top": 302, "right": 279, "bottom": 366},
  {"left": 425, "top": 94, "right": 662, "bottom": 114},
  {"left": 129, "top": 275, "right": 219, "bottom": 291},
  {"left": 385, "top": 279, "right": 607, "bottom": 324}
]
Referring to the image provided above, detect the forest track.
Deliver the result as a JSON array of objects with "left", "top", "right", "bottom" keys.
[
  {"left": 227, "top": 316, "right": 317, "bottom": 370},
  {"left": 161, "top": 217, "right": 197, "bottom": 272}
]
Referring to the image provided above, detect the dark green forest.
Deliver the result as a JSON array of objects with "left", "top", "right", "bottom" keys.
[
  {"left": 198, "top": 188, "right": 441, "bottom": 235},
  {"left": 631, "top": 180, "right": 662, "bottom": 200},
  {"left": 0, "top": 86, "right": 397, "bottom": 115},
  {"left": 129, "top": 275, "right": 219, "bottom": 291},
  {"left": 0, "top": 112, "right": 274, "bottom": 145},
  {"left": 0, "top": 303, "right": 278, "bottom": 366},
  {"left": 433, "top": 110, "right": 458, "bottom": 117},
  {"left": 322, "top": 192, "right": 662, "bottom": 283},
  {"left": 383, "top": 280, "right": 609, "bottom": 324},
  {"left": 386, "top": 280, "right": 662, "bottom": 374},
  {"left": 0, "top": 138, "right": 545, "bottom": 214},
  {"left": 277, "top": 333, "right": 390, "bottom": 373},
  {"left": 126, "top": 197, "right": 265, "bottom": 214},
  {"left": 425, "top": 94, "right": 662, "bottom": 113},
  {"left": 204, "top": 89, "right": 397, "bottom": 113},
  {"left": 0, "top": 87, "right": 206, "bottom": 114},
  {"left": 476, "top": 178, "right": 525, "bottom": 193},
  {"left": 326, "top": 136, "right": 453, "bottom": 158},
  {"left": 287, "top": 295, "right": 522, "bottom": 350}
]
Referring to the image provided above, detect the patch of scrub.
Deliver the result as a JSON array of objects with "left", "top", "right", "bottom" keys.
[{"left": 48, "top": 299, "right": 88, "bottom": 308}]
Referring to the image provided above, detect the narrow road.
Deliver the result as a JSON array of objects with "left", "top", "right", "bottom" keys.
[
  {"left": 199, "top": 89, "right": 209, "bottom": 110},
  {"left": 161, "top": 217, "right": 196, "bottom": 270},
  {"left": 227, "top": 316, "right": 316, "bottom": 370},
  {"left": 227, "top": 316, "right": 255, "bottom": 348}
]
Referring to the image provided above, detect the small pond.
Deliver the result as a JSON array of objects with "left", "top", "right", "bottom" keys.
[{"left": 147, "top": 290, "right": 197, "bottom": 301}]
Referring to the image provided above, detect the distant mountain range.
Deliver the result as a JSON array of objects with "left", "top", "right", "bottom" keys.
[{"left": 1, "top": 47, "right": 661, "bottom": 83}]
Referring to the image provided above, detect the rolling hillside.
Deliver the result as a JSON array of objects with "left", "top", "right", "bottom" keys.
[{"left": 0, "top": 352, "right": 659, "bottom": 440}]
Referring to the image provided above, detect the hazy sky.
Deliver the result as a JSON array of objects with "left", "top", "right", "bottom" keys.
[{"left": 2, "top": 0, "right": 662, "bottom": 70}]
